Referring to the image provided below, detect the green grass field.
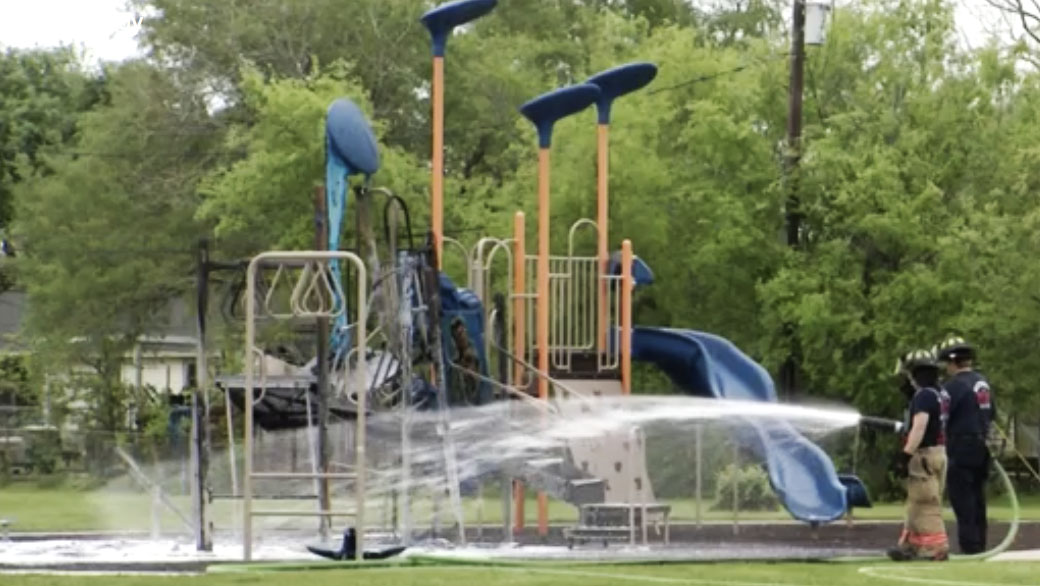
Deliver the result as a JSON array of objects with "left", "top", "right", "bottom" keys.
[
  {"left": 2, "top": 482, "right": 1038, "bottom": 586},
  {"left": 0, "top": 484, "right": 1033, "bottom": 532},
  {"left": 3, "top": 561, "right": 1040, "bottom": 586}
]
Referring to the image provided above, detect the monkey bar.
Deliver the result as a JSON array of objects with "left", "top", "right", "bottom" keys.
[{"left": 241, "top": 251, "right": 368, "bottom": 562}]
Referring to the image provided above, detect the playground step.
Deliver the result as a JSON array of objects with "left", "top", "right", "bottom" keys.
[
  {"left": 548, "top": 351, "right": 620, "bottom": 380},
  {"left": 564, "top": 525, "right": 634, "bottom": 541},
  {"left": 563, "top": 524, "right": 669, "bottom": 547},
  {"left": 579, "top": 503, "right": 672, "bottom": 527},
  {"left": 566, "top": 503, "right": 673, "bottom": 547}
]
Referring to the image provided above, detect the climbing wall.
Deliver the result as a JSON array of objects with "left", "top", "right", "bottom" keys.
[{"left": 555, "top": 379, "right": 655, "bottom": 503}]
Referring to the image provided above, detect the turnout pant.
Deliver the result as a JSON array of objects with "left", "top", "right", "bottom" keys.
[
  {"left": 947, "top": 436, "right": 990, "bottom": 554},
  {"left": 900, "top": 446, "right": 949, "bottom": 557}
]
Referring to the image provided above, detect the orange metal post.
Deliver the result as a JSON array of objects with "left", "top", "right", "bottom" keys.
[
  {"left": 621, "top": 240, "right": 633, "bottom": 395},
  {"left": 536, "top": 150, "right": 551, "bottom": 402},
  {"left": 536, "top": 147, "right": 551, "bottom": 538},
  {"left": 431, "top": 56, "right": 445, "bottom": 268},
  {"left": 513, "top": 212, "right": 527, "bottom": 383},
  {"left": 596, "top": 123, "right": 609, "bottom": 353},
  {"left": 513, "top": 481, "right": 525, "bottom": 534},
  {"left": 512, "top": 211, "right": 526, "bottom": 533}
]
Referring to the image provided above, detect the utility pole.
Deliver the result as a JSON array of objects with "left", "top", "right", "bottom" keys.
[
  {"left": 314, "top": 186, "right": 332, "bottom": 540},
  {"left": 785, "top": 0, "right": 806, "bottom": 249},
  {"left": 781, "top": 0, "right": 807, "bottom": 399},
  {"left": 192, "top": 238, "right": 213, "bottom": 551}
]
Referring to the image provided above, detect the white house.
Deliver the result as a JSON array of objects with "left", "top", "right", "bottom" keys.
[{"left": 0, "top": 291, "right": 206, "bottom": 409}]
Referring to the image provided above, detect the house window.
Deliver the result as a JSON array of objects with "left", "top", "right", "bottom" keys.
[{"left": 186, "top": 362, "right": 197, "bottom": 389}]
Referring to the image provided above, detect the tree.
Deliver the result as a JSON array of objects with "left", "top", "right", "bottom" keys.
[
  {"left": 698, "top": 0, "right": 786, "bottom": 46},
  {"left": 983, "top": 0, "right": 1040, "bottom": 61},
  {"left": 133, "top": 0, "right": 431, "bottom": 151},
  {"left": 197, "top": 65, "right": 428, "bottom": 255},
  {"left": 12, "top": 60, "right": 219, "bottom": 430},
  {"left": 14, "top": 0, "right": 1040, "bottom": 477},
  {"left": 750, "top": 0, "right": 1040, "bottom": 419},
  {"left": 0, "top": 47, "right": 104, "bottom": 290},
  {"left": 590, "top": 0, "right": 699, "bottom": 29}
]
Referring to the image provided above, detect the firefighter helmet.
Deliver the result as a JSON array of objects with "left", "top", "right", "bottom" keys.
[
  {"left": 895, "top": 348, "right": 939, "bottom": 375},
  {"left": 933, "top": 336, "right": 975, "bottom": 363}
]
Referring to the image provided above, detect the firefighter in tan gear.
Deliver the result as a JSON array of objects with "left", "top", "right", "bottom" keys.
[{"left": 888, "top": 349, "right": 952, "bottom": 562}]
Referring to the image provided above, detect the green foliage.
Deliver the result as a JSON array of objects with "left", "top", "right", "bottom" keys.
[
  {"left": 0, "top": 47, "right": 102, "bottom": 228},
  {"left": 10, "top": 0, "right": 1040, "bottom": 498},
  {"left": 25, "top": 427, "right": 61, "bottom": 475},
  {"left": 12, "top": 60, "right": 215, "bottom": 392},
  {"left": 711, "top": 463, "right": 780, "bottom": 511},
  {"left": 133, "top": 0, "right": 431, "bottom": 151},
  {"left": 0, "top": 47, "right": 103, "bottom": 291},
  {"left": 748, "top": 0, "right": 1040, "bottom": 423},
  {"left": 197, "top": 65, "right": 427, "bottom": 255},
  {"left": 0, "top": 355, "right": 32, "bottom": 405},
  {"left": 646, "top": 426, "right": 735, "bottom": 499}
]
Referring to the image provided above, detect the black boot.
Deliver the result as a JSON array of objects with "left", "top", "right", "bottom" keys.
[{"left": 887, "top": 545, "right": 916, "bottom": 561}]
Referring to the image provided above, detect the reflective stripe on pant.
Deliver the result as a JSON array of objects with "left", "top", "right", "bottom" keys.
[{"left": 904, "top": 446, "right": 949, "bottom": 555}]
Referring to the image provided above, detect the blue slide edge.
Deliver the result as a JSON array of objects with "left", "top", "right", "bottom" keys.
[{"left": 631, "top": 326, "right": 869, "bottom": 523}]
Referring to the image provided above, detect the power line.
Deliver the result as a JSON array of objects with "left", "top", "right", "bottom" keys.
[
  {"left": 52, "top": 59, "right": 786, "bottom": 161},
  {"left": 647, "top": 54, "right": 787, "bottom": 95}
]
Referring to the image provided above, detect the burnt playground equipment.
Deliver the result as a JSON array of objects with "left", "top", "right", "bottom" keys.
[{"left": 202, "top": 0, "right": 884, "bottom": 564}]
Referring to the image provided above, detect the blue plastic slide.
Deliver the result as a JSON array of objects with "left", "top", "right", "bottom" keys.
[{"left": 630, "top": 326, "right": 869, "bottom": 523}]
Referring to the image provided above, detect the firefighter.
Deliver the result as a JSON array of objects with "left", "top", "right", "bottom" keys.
[
  {"left": 934, "top": 336, "right": 994, "bottom": 555},
  {"left": 888, "top": 349, "right": 951, "bottom": 562}
]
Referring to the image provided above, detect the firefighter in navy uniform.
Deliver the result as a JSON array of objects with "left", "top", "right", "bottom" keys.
[
  {"left": 888, "top": 349, "right": 951, "bottom": 562},
  {"left": 934, "top": 336, "right": 994, "bottom": 555}
]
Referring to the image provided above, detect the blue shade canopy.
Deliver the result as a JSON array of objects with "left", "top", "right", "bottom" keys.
[
  {"left": 586, "top": 62, "right": 658, "bottom": 124},
  {"left": 326, "top": 98, "right": 380, "bottom": 176},
  {"left": 518, "top": 83, "right": 601, "bottom": 148},
  {"left": 420, "top": 0, "right": 498, "bottom": 57}
]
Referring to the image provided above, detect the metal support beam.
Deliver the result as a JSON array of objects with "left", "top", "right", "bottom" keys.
[
  {"left": 314, "top": 186, "right": 332, "bottom": 540},
  {"left": 192, "top": 238, "right": 213, "bottom": 551}
]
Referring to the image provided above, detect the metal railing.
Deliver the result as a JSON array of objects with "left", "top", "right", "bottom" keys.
[
  {"left": 242, "top": 251, "right": 368, "bottom": 562},
  {"left": 441, "top": 236, "right": 471, "bottom": 286},
  {"left": 511, "top": 220, "right": 622, "bottom": 376},
  {"left": 472, "top": 237, "right": 516, "bottom": 387},
  {"left": 465, "top": 217, "right": 630, "bottom": 386}
]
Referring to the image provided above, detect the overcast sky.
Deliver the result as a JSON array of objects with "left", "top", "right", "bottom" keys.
[{"left": 0, "top": 0, "right": 1023, "bottom": 66}]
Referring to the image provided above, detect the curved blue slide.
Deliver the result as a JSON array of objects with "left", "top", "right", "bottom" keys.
[{"left": 631, "top": 326, "right": 869, "bottom": 524}]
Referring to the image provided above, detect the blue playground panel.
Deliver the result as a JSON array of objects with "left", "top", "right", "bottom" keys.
[
  {"left": 326, "top": 98, "right": 380, "bottom": 175},
  {"left": 586, "top": 62, "right": 658, "bottom": 124},
  {"left": 519, "top": 83, "right": 602, "bottom": 148},
  {"left": 324, "top": 98, "right": 381, "bottom": 359},
  {"left": 439, "top": 273, "right": 493, "bottom": 406},
  {"left": 421, "top": 0, "right": 498, "bottom": 57}
]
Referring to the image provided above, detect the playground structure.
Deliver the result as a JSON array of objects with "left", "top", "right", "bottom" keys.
[{"left": 211, "top": 0, "right": 875, "bottom": 562}]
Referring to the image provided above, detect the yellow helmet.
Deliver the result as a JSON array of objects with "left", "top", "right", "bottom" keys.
[
  {"left": 934, "top": 336, "right": 974, "bottom": 363},
  {"left": 894, "top": 348, "right": 938, "bottom": 375}
]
